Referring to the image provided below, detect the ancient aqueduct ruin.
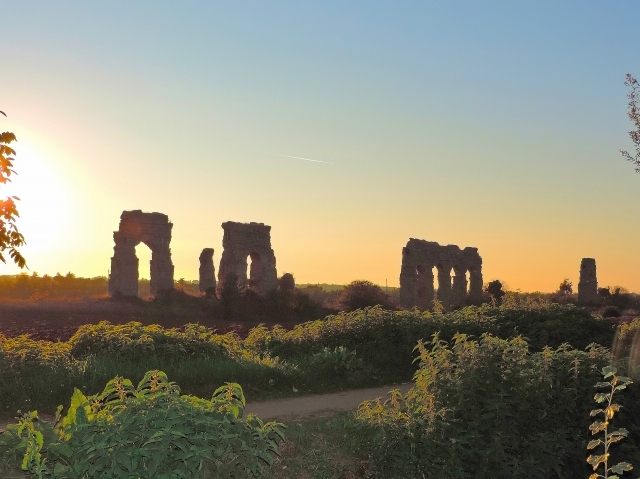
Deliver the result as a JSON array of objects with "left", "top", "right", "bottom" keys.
[
  {"left": 399, "top": 239, "right": 484, "bottom": 311},
  {"left": 108, "top": 210, "right": 175, "bottom": 296},
  {"left": 108, "top": 210, "right": 600, "bottom": 307},
  {"left": 108, "top": 212, "right": 278, "bottom": 297}
]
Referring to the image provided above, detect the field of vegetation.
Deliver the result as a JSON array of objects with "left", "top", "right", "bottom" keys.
[{"left": 1, "top": 295, "right": 639, "bottom": 477}]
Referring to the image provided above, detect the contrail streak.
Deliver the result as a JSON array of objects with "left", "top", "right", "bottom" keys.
[{"left": 277, "top": 154, "right": 333, "bottom": 164}]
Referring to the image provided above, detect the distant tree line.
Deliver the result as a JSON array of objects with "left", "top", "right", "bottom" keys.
[{"left": 0, "top": 273, "right": 108, "bottom": 300}]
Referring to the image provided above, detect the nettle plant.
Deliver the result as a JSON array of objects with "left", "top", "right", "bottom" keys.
[
  {"left": 0, "top": 370, "right": 285, "bottom": 479},
  {"left": 587, "top": 366, "right": 633, "bottom": 479}
]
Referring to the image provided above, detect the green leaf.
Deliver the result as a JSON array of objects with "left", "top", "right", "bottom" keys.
[
  {"left": 587, "top": 439, "right": 602, "bottom": 450},
  {"left": 610, "top": 462, "right": 633, "bottom": 474},
  {"left": 602, "top": 365, "right": 617, "bottom": 378},
  {"left": 594, "top": 392, "right": 610, "bottom": 403}
]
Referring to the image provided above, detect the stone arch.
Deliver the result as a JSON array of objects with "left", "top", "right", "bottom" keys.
[
  {"left": 108, "top": 210, "right": 174, "bottom": 297},
  {"left": 218, "top": 222, "right": 278, "bottom": 294},
  {"left": 399, "top": 238, "right": 483, "bottom": 311}
]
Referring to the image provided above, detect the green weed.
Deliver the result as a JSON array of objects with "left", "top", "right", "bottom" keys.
[
  {"left": 0, "top": 371, "right": 285, "bottom": 478},
  {"left": 587, "top": 366, "right": 633, "bottom": 479}
]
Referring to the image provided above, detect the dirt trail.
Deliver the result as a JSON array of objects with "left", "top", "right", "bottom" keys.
[
  {"left": 0, "top": 383, "right": 412, "bottom": 431},
  {"left": 244, "top": 383, "right": 412, "bottom": 421}
]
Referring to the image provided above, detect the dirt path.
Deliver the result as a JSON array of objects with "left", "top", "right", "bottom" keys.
[
  {"left": 0, "top": 383, "right": 412, "bottom": 431},
  {"left": 244, "top": 383, "right": 412, "bottom": 421}
]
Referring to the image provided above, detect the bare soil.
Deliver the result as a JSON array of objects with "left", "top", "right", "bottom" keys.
[{"left": 0, "top": 297, "right": 296, "bottom": 341}]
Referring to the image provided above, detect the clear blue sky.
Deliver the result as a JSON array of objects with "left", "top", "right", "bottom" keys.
[{"left": 1, "top": 1, "right": 639, "bottom": 291}]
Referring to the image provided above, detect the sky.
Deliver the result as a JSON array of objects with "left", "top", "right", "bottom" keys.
[{"left": 1, "top": 1, "right": 639, "bottom": 292}]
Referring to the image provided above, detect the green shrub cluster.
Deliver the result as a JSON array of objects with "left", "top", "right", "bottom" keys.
[
  {"left": 0, "top": 301, "right": 619, "bottom": 416},
  {"left": 0, "top": 323, "right": 293, "bottom": 415},
  {"left": 355, "top": 334, "right": 640, "bottom": 479},
  {"left": 0, "top": 334, "right": 75, "bottom": 414},
  {"left": 245, "top": 302, "right": 615, "bottom": 382},
  {"left": 0, "top": 371, "right": 285, "bottom": 478},
  {"left": 68, "top": 322, "right": 234, "bottom": 361}
]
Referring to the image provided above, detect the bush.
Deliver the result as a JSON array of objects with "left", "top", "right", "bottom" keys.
[
  {"left": 485, "top": 279, "right": 506, "bottom": 304},
  {"left": 601, "top": 305, "right": 622, "bottom": 318},
  {"left": 67, "top": 321, "right": 232, "bottom": 361},
  {"left": 278, "top": 273, "right": 295, "bottom": 293},
  {"left": 245, "top": 302, "right": 615, "bottom": 383},
  {"left": 337, "top": 280, "right": 391, "bottom": 312},
  {"left": 356, "top": 334, "right": 640, "bottom": 479},
  {"left": 0, "top": 371, "right": 285, "bottom": 478}
]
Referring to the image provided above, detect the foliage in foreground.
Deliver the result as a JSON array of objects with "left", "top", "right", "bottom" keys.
[
  {"left": 587, "top": 366, "right": 633, "bottom": 479},
  {"left": 0, "top": 371, "right": 284, "bottom": 478},
  {"left": 355, "top": 334, "right": 640, "bottom": 479},
  {"left": 246, "top": 301, "right": 615, "bottom": 382},
  {"left": 0, "top": 125, "right": 26, "bottom": 268},
  {"left": 0, "top": 301, "right": 622, "bottom": 416}
]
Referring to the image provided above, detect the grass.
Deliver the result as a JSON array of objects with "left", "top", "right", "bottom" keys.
[{"left": 264, "top": 412, "right": 371, "bottom": 479}]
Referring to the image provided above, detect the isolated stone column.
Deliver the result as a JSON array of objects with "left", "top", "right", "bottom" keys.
[
  {"left": 199, "top": 248, "right": 216, "bottom": 293},
  {"left": 451, "top": 265, "right": 468, "bottom": 309},
  {"left": 578, "top": 258, "right": 598, "bottom": 304},
  {"left": 436, "top": 264, "right": 453, "bottom": 311}
]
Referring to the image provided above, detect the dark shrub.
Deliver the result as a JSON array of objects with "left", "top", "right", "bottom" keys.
[
  {"left": 601, "top": 305, "right": 621, "bottom": 317},
  {"left": 338, "top": 280, "right": 391, "bottom": 312},
  {"left": 485, "top": 279, "right": 506, "bottom": 304},
  {"left": 278, "top": 273, "right": 295, "bottom": 293}
]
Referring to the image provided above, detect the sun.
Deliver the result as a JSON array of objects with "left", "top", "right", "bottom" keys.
[{"left": 2, "top": 141, "right": 73, "bottom": 268}]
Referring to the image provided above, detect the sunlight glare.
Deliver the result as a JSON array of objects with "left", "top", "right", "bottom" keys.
[{"left": 3, "top": 141, "right": 74, "bottom": 260}]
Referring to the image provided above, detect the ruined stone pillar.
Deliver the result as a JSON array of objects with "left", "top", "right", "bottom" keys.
[
  {"left": 108, "top": 232, "right": 139, "bottom": 296},
  {"left": 199, "top": 248, "right": 216, "bottom": 293},
  {"left": 451, "top": 265, "right": 468, "bottom": 309},
  {"left": 416, "top": 265, "right": 435, "bottom": 310},
  {"left": 150, "top": 246, "right": 174, "bottom": 295},
  {"left": 436, "top": 264, "right": 453, "bottom": 311},
  {"left": 468, "top": 264, "right": 483, "bottom": 304},
  {"left": 399, "top": 251, "right": 418, "bottom": 308},
  {"left": 578, "top": 258, "right": 597, "bottom": 304}
]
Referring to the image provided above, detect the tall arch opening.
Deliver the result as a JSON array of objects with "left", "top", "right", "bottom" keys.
[
  {"left": 246, "top": 254, "right": 252, "bottom": 286},
  {"left": 137, "top": 243, "right": 152, "bottom": 297},
  {"left": 432, "top": 266, "right": 439, "bottom": 294}
]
